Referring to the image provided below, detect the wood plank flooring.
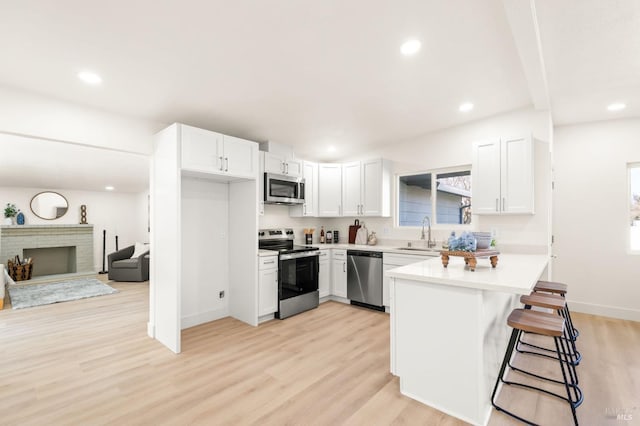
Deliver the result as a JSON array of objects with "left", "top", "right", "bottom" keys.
[{"left": 0, "top": 280, "right": 638, "bottom": 425}]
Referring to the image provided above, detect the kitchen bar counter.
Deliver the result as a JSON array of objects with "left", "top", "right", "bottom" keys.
[{"left": 386, "top": 253, "right": 549, "bottom": 426}]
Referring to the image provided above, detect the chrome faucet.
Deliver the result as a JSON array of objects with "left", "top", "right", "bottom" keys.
[{"left": 420, "top": 215, "right": 436, "bottom": 248}]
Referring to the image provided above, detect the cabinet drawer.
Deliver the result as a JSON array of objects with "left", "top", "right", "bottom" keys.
[
  {"left": 318, "top": 250, "right": 330, "bottom": 259},
  {"left": 332, "top": 249, "right": 347, "bottom": 259},
  {"left": 259, "top": 256, "right": 278, "bottom": 270}
]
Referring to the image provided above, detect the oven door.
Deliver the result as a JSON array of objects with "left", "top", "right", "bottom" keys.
[
  {"left": 265, "top": 173, "right": 305, "bottom": 205},
  {"left": 277, "top": 251, "right": 319, "bottom": 319}
]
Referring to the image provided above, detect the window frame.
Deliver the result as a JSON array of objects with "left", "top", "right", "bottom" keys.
[{"left": 395, "top": 165, "right": 473, "bottom": 230}]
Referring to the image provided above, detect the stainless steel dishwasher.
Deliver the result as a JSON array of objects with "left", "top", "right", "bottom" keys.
[{"left": 347, "top": 250, "right": 384, "bottom": 311}]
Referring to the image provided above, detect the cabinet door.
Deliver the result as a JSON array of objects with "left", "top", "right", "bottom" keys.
[
  {"left": 319, "top": 260, "right": 330, "bottom": 298},
  {"left": 342, "top": 161, "right": 362, "bottom": 216},
  {"left": 318, "top": 163, "right": 342, "bottom": 216},
  {"left": 285, "top": 158, "right": 303, "bottom": 177},
  {"left": 258, "top": 268, "right": 278, "bottom": 316},
  {"left": 263, "top": 152, "right": 285, "bottom": 174},
  {"left": 472, "top": 139, "right": 501, "bottom": 214},
  {"left": 501, "top": 135, "right": 534, "bottom": 214},
  {"left": 222, "top": 135, "right": 258, "bottom": 178},
  {"left": 302, "top": 161, "right": 318, "bottom": 216},
  {"left": 361, "top": 159, "right": 390, "bottom": 216},
  {"left": 331, "top": 258, "right": 347, "bottom": 298},
  {"left": 181, "top": 124, "right": 223, "bottom": 172}
]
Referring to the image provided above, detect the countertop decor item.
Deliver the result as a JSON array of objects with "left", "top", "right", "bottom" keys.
[
  {"left": 348, "top": 219, "right": 361, "bottom": 244},
  {"left": 367, "top": 231, "right": 378, "bottom": 245},
  {"left": 440, "top": 249, "right": 500, "bottom": 271}
]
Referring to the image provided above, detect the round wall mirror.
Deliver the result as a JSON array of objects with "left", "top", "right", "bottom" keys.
[{"left": 30, "top": 191, "right": 69, "bottom": 220}]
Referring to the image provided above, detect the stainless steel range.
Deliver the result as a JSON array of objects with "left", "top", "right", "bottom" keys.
[{"left": 258, "top": 228, "right": 320, "bottom": 319}]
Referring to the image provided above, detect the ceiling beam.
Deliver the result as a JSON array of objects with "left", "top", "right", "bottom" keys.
[{"left": 502, "top": 0, "right": 550, "bottom": 110}]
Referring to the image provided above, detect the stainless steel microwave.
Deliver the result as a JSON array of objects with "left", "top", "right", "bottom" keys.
[{"left": 264, "top": 173, "right": 305, "bottom": 205}]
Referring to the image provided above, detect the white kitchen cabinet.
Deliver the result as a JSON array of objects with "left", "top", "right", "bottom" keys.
[
  {"left": 289, "top": 161, "right": 318, "bottom": 217},
  {"left": 181, "top": 124, "right": 258, "bottom": 179},
  {"left": 341, "top": 159, "right": 391, "bottom": 217},
  {"left": 331, "top": 249, "right": 347, "bottom": 298},
  {"left": 258, "top": 255, "right": 278, "bottom": 316},
  {"left": 263, "top": 151, "right": 302, "bottom": 177},
  {"left": 318, "top": 249, "right": 330, "bottom": 298},
  {"left": 472, "top": 135, "right": 534, "bottom": 214},
  {"left": 318, "top": 163, "right": 342, "bottom": 217},
  {"left": 382, "top": 253, "right": 432, "bottom": 307},
  {"left": 151, "top": 123, "right": 259, "bottom": 354}
]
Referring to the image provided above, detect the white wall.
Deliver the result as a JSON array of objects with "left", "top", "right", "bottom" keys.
[
  {"left": 554, "top": 118, "right": 640, "bottom": 321},
  {"left": 0, "top": 85, "right": 164, "bottom": 154},
  {"left": 0, "top": 187, "right": 149, "bottom": 271}
]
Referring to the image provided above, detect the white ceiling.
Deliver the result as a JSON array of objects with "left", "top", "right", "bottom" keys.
[{"left": 0, "top": 0, "right": 638, "bottom": 191}]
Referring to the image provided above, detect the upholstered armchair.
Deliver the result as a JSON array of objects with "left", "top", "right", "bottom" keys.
[{"left": 108, "top": 245, "right": 150, "bottom": 282}]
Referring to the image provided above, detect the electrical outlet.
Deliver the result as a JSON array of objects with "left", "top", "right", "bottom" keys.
[
  {"left": 219, "top": 291, "right": 225, "bottom": 299},
  {"left": 383, "top": 227, "right": 390, "bottom": 235}
]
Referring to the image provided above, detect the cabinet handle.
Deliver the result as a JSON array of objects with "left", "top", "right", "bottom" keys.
[
  {"left": 219, "top": 156, "right": 224, "bottom": 171},
  {"left": 343, "top": 262, "right": 346, "bottom": 273},
  {"left": 225, "top": 157, "right": 229, "bottom": 172},
  {"left": 502, "top": 197, "right": 505, "bottom": 211},
  {"left": 285, "top": 162, "right": 289, "bottom": 174},
  {"left": 303, "top": 204, "right": 307, "bottom": 215},
  {"left": 495, "top": 198, "right": 499, "bottom": 212},
  {"left": 263, "top": 260, "right": 275, "bottom": 264}
]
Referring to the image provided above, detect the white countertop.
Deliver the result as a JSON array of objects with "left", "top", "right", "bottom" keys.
[{"left": 386, "top": 253, "right": 549, "bottom": 294}]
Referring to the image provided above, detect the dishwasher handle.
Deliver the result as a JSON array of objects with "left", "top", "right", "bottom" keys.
[{"left": 347, "top": 250, "right": 382, "bottom": 258}]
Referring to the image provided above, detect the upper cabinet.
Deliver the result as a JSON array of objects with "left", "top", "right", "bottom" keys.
[
  {"left": 472, "top": 135, "right": 534, "bottom": 214},
  {"left": 318, "top": 163, "right": 342, "bottom": 217},
  {"left": 290, "top": 161, "right": 318, "bottom": 217},
  {"left": 181, "top": 124, "right": 258, "bottom": 179},
  {"left": 263, "top": 152, "right": 302, "bottom": 177},
  {"left": 342, "top": 159, "right": 391, "bottom": 217}
]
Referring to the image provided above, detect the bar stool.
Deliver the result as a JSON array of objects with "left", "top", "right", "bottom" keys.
[
  {"left": 518, "top": 292, "right": 582, "bottom": 366},
  {"left": 491, "top": 309, "right": 583, "bottom": 425},
  {"left": 534, "top": 280, "right": 579, "bottom": 339}
]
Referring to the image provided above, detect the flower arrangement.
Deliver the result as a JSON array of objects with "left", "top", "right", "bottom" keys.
[
  {"left": 4, "top": 203, "right": 18, "bottom": 218},
  {"left": 447, "top": 231, "right": 477, "bottom": 252}
]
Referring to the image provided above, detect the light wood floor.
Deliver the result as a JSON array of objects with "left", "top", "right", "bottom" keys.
[{"left": 0, "top": 280, "right": 638, "bottom": 425}]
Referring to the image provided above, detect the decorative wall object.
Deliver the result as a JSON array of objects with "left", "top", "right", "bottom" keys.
[
  {"left": 16, "top": 211, "right": 25, "bottom": 225},
  {"left": 30, "top": 191, "right": 69, "bottom": 220},
  {"left": 80, "top": 204, "right": 87, "bottom": 224}
]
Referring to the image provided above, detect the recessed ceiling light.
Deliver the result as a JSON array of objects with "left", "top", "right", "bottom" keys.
[
  {"left": 607, "top": 102, "right": 626, "bottom": 112},
  {"left": 327, "top": 145, "right": 337, "bottom": 153},
  {"left": 105, "top": 186, "right": 114, "bottom": 191},
  {"left": 400, "top": 39, "right": 421, "bottom": 56},
  {"left": 459, "top": 102, "right": 474, "bottom": 112},
  {"left": 78, "top": 71, "right": 102, "bottom": 85}
]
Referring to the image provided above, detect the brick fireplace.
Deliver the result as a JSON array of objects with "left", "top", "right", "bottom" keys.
[{"left": 0, "top": 224, "right": 94, "bottom": 278}]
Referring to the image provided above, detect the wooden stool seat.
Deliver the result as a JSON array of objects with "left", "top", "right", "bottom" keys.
[
  {"left": 507, "top": 308, "right": 565, "bottom": 337},
  {"left": 534, "top": 280, "right": 568, "bottom": 295},
  {"left": 520, "top": 292, "right": 566, "bottom": 310}
]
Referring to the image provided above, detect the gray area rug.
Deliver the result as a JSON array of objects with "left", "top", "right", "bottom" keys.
[{"left": 8, "top": 278, "right": 118, "bottom": 309}]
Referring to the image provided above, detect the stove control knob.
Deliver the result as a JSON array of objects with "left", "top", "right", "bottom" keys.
[
  {"left": 286, "top": 230, "right": 293, "bottom": 235},
  {"left": 258, "top": 232, "right": 265, "bottom": 237}
]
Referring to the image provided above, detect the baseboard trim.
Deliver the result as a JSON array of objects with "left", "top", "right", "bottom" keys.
[
  {"left": 570, "top": 300, "right": 640, "bottom": 322},
  {"left": 181, "top": 308, "right": 228, "bottom": 330}
]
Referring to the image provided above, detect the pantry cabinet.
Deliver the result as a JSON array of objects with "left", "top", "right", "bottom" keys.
[
  {"left": 472, "top": 135, "right": 534, "bottom": 214},
  {"left": 181, "top": 124, "right": 258, "bottom": 179}
]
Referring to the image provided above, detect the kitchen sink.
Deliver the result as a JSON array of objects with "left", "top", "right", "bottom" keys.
[{"left": 395, "top": 247, "right": 440, "bottom": 253}]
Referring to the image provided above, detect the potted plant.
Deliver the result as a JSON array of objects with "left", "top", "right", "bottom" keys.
[{"left": 4, "top": 203, "right": 18, "bottom": 225}]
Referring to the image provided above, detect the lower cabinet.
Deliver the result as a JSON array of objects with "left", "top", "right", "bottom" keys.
[
  {"left": 331, "top": 249, "right": 347, "bottom": 298},
  {"left": 318, "top": 250, "right": 330, "bottom": 298},
  {"left": 383, "top": 253, "right": 435, "bottom": 307},
  {"left": 258, "top": 255, "right": 278, "bottom": 316}
]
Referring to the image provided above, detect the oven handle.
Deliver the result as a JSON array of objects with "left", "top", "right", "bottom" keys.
[{"left": 279, "top": 251, "right": 320, "bottom": 260}]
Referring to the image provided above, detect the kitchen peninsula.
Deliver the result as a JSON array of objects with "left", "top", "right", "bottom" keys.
[{"left": 386, "top": 253, "right": 549, "bottom": 426}]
